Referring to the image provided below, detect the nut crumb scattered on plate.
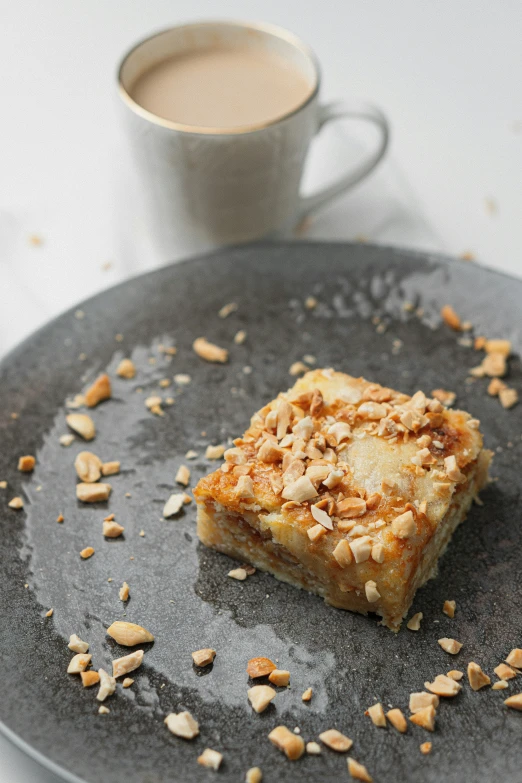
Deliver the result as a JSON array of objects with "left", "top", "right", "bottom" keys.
[
  {"left": 248, "top": 685, "right": 276, "bottom": 713},
  {"left": 85, "top": 374, "right": 111, "bottom": 408},
  {"left": 79, "top": 546, "right": 95, "bottom": 559},
  {"left": 164, "top": 711, "right": 199, "bottom": 739},
  {"left": 386, "top": 708, "right": 407, "bottom": 733},
  {"left": 192, "top": 648, "right": 216, "bottom": 667},
  {"left": 268, "top": 669, "right": 290, "bottom": 687},
  {"left": 409, "top": 705, "right": 436, "bottom": 731},
  {"left": 443, "top": 600, "right": 456, "bottom": 618},
  {"left": 347, "top": 757, "right": 373, "bottom": 782},
  {"left": 268, "top": 726, "right": 304, "bottom": 760},
  {"left": 438, "top": 638, "right": 463, "bottom": 654},
  {"left": 8, "top": 497, "right": 24, "bottom": 510},
  {"left": 319, "top": 729, "right": 353, "bottom": 752},
  {"left": 420, "top": 742, "right": 432, "bottom": 755},
  {"left": 66, "top": 414, "right": 96, "bottom": 441},
  {"left": 18, "top": 455, "right": 35, "bottom": 472},
  {"left": 68, "top": 634, "right": 89, "bottom": 653},
  {"left": 197, "top": 748, "right": 223, "bottom": 770},
  {"left": 366, "top": 703, "right": 386, "bottom": 727},
  {"left": 407, "top": 612, "right": 423, "bottom": 631},
  {"left": 112, "top": 649, "right": 144, "bottom": 678},
  {"left": 467, "top": 662, "right": 491, "bottom": 691},
  {"left": 193, "top": 337, "right": 228, "bottom": 363},
  {"left": 116, "top": 359, "right": 136, "bottom": 379},
  {"left": 107, "top": 621, "right": 154, "bottom": 646},
  {"left": 302, "top": 687, "right": 313, "bottom": 702}
]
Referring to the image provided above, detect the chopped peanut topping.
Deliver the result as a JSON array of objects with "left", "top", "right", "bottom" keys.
[
  {"left": 66, "top": 413, "right": 96, "bottom": 441},
  {"left": 245, "top": 767, "right": 262, "bottom": 783},
  {"left": 282, "top": 475, "right": 318, "bottom": 502},
  {"left": 113, "top": 649, "right": 144, "bottom": 678},
  {"left": 74, "top": 451, "right": 102, "bottom": 482},
  {"left": 447, "top": 670, "right": 464, "bottom": 681},
  {"left": 407, "top": 612, "right": 423, "bottom": 631},
  {"left": 409, "top": 706, "right": 436, "bottom": 731},
  {"left": 163, "top": 493, "right": 186, "bottom": 517},
  {"left": 17, "top": 455, "right": 35, "bottom": 472},
  {"left": 319, "top": 729, "right": 353, "bottom": 752},
  {"left": 424, "top": 675, "right": 461, "bottom": 697},
  {"left": 236, "top": 475, "right": 255, "bottom": 499},
  {"left": 337, "top": 497, "right": 366, "bottom": 518},
  {"left": 410, "top": 692, "right": 439, "bottom": 713},
  {"left": 289, "top": 361, "right": 308, "bottom": 376},
  {"left": 104, "top": 520, "right": 124, "bottom": 538},
  {"left": 366, "top": 703, "right": 386, "bottom": 727},
  {"left": 441, "top": 304, "right": 461, "bottom": 330},
  {"left": 371, "top": 543, "right": 385, "bottom": 563},
  {"left": 444, "top": 455, "right": 465, "bottom": 482},
  {"left": 308, "top": 523, "right": 327, "bottom": 543},
  {"left": 495, "top": 663, "right": 517, "bottom": 680},
  {"left": 420, "top": 742, "right": 432, "bottom": 755},
  {"left": 247, "top": 657, "right": 276, "bottom": 678},
  {"left": 365, "top": 581, "right": 380, "bottom": 603},
  {"left": 349, "top": 536, "right": 372, "bottom": 563},
  {"left": 386, "top": 708, "right": 407, "bottom": 733},
  {"left": 268, "top": 726, "right": 305, "bottom": 760},
  {"left": 175, "top": 465, "right": 190, "bottom": 486},
  {"left": 77, "top": 483, "right": 111, "bottom": 503},
  {"left": 85, "top": 374, "right": 112, "bottom": 407},
  {"left": 192, "top": 648, "right": 216, "bottom": 667},
  {"left": 506, "top": 649, "right": 522, "bottom": 668},
  {"left": 438, "top": 638, "right": 463, "bottom": 655},
  {"left": 122, "top": 678, "right": 134, "bottom": 688},
  {"left": 431, "top": 389, "right": 456, "bottom": 407},
  {"left": 67, "top": 653, "right": 92, "bottom": 673},
  {"left": 107, "top": 621, "right": 154, "bottom": 646},
  {"left": 80, "top": 547, "right": 95, "bottom": 559},
  {"left": 504, "top": 694, "right": 522, "bottom": 710},
  {"left": 8, "top": 497, "right": 23, "bottom": 509},
  {"left": 311, "top": 503, "right": 333, "bottom": 530},
  {"left": 467, "top": 662, "right": 491, "bottom": 691},
  {"left": 116, "top": 359, "right": 136, "bottom": 379},
  {"left": 81, "top": 670, "right": 100, "bottom": 687},
  {"left": 347, "top": 758, "right": 373, "bottom": 782},
  {"left": 165, "top": 711, "right": 199, "bottom": 739},
  {"left": 228, "top": 567, "right": 247, "bottom": 580},
  {"left": 269, "top": 669, "right": 290, "bottom": 687},
  {"left": 119, "top": 582, "right": 130, "bottom": 602},
  {"left": 68, "top": 634, "right": 89, "bottom": 653},
  {"left": 443, "top": 600, "right": 456, "bottom": 618},
  {"left": 248, "top": 684, "right": 276, "bottom": 713},
  {"left": 392, "top": 510, "right": 416, "bottom": 538},
  {"left": 206, "top": 444, "right": 225, "bottom": 459},
  {"left": 193, "top": 337, "right": 228, "bottom": 363},
  {"left": 333, "top": 539, "right": 353, "bottom": 567},
  {"left": 101, "top": 461, "right": 120, "bottom": 476}
]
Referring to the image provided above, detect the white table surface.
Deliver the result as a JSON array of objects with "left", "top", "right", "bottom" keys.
[{"left": 1, "top": 1, "right": 521, "bottom": 780}]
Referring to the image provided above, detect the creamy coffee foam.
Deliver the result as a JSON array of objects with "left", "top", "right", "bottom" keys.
[{"left": 130, "top": 46, "right": 313, "bottom": 129}]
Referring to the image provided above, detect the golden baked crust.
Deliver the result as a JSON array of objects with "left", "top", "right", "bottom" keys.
[{"left": 194, "top": 369, "right": 491, "bottom": 630}]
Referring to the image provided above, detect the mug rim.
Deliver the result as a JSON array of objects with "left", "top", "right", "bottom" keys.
[{"left": 117, "top": 19, "right": 321, "bottom": 136}]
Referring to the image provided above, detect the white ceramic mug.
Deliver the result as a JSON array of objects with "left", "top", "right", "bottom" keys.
[{"left": 118, "top": 20, "right": 389, "bottom": 257}]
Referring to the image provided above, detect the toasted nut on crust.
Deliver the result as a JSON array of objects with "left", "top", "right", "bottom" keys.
[
  {"left": 247, "top": 657, "right": 276, "bottom": 678},
  {"left": 447, "top": 670, "right": 464, "bottom": 681},
  {"left": 409, "top": 692, "right": 439, "bottom": 713},
  {"left": 365, "top": 580, "right": 380, "bottom": 603},
  {"left": 164, "top": 711, "right": 199, "bottom": 739},
  {"left": 67, "top": 653, "right": 92, "bottom": 673},
  {"left": 441, "top": 305, "right": 461, "bottom": 330},
  {"left": 425, "top": 674, "right": 461, "bottom": 697},
  {"left": 205, "top": 444, "right": 225, "bottom": 459},
  {"left": 467, "top": 662, "right": 491, "bottom": 690},
  {"left": 386, "top": 709, "right": 407, "bottom": 733},
  {"left": 66, "top": 413, "right": 96, "bottom": 441},
  {"left": 74, "top": 451, "right": 102, "bottom": 483},
  {"left": 112, "top": 649, "right": 144, "bottom": 678},
  {"left": 107, "top": 621, "right": 154, "bottom": 646},
  {"left": 268, "top": 726, "right": 305, "bottom": 760},
  {"left": 347, "top": 758, "right": 373, "bottom": 782},
  {"left": 333, "top": 539, "right": 353, "bottom": 567},
  {"left": 85, "top": 374, "right": 111, "bottom": 407},
  {"left": 392, "top": 510, "right": 416, "bottom": 538},
  {"left": 163, "top": 493, "right": 185, "bottom": 518},
  {"left": 8, "top": 497, "right": 23, "bottom": 509},
  {"left": 81, "top": 670, "right": 100, "bottom": 687},
  {"left": 443, "top": 600, "right": 456, "bottom": 618},
  {"left": 77, "top": 483, "right": 111, "bottom": 503},
  {"left": 319, "top": 729, "right": 353, "bottom": 752},
  {"left": 193, "top": 337, "right": 228, "bottom": 363},
  {"left": 116, "top": 359, "right": 136, "bottom": 379},
  {"left": 407, "top": 612, "right": 423, "bottom": 631},
  {"left": 409, "top": 706, "right": 436, "bottom": 731},
  {"left": 366, "top": 703, "right": 386, "bottom": 727},
  {"left": 269, "top": 669, "right": 290, "bottom": 687},
  {"left": 506, "top": 649, "right": 522, "bottom": 668},
  {"left": 505, "top": 694, "right": 522, "bottom": 710},
  {"left": 420, "top": 742, "right": 432, "bottom": 755},
  {"left": 104, "top": 520, "right": 124, "bottom": 538},
  {"left": 438, "top": 638, "right": 463, "bottom": 655},
  {"left": 68, "top": 634, "right": 89, "bottom": 653},
  {"left": 96, "top": 668, "right": 116, "bottom": 702},
  {"left": 101, "top": 461, "right": 120, "bottom": 476},
  {"left": 308, "top": 523, "right": 327, "bottom": 543},
  {"left": 494, "top": 663, "right": 517, "bottom": 680},
  {"left": 197, "top": 748, "right": 223, "bottom": 770},
  {"left": 80, "top": 547, "right": 95, "bottom": 559},
  {"left": 302, "top": 687, "right": 313, "bottom": 701},
  {"left": 18, "top": 455, "right": 35, "bottom": 472},
  {"left": 248, "top": 684, "right": 276, "bottom": 713},
  {"left": 192, "top": 648, "right": 216, "bottom": 667}
]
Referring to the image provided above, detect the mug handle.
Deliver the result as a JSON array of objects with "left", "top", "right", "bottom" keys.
[{"left": 297, "top": 100, "right": 390, "bottom": 219}]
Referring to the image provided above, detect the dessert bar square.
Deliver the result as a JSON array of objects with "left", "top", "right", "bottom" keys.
[{"left": 194, "top": 369, "right": 490, "bottom": 630}]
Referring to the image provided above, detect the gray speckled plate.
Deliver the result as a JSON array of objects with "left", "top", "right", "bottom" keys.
[{"left": 1, "top": 242, "right": 521, "bottom": 783}]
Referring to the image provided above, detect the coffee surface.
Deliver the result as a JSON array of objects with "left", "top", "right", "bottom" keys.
[{"left": 130, "top": 46, "right": 313, "bottom": 128}]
